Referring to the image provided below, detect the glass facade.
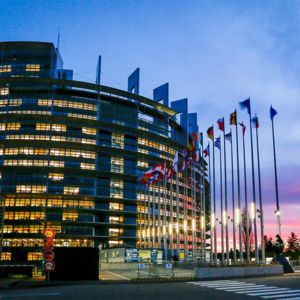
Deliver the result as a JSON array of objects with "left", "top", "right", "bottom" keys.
[{"left": 0, "top": 42, "right": 209, "bottom": 268}]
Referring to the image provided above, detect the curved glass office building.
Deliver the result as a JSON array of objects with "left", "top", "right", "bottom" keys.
[{"left": 0, "top": 42, "right": 209, "bottom": 270}]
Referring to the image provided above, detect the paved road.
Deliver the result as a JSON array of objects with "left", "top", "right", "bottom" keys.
[{"left": 0, "top": 274, "right": 299, "bottom": 299}]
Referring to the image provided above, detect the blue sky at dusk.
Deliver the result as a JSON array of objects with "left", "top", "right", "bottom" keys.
[{"left": 1, "top": 0, "right": 299, "bottom": 239}]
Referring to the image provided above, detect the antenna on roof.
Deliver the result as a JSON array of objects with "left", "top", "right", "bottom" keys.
[{"left": 57, "top": 27, "right": 61, "bottom": 50}]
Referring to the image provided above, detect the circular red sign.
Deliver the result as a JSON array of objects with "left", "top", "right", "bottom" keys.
[
  {"left": 44, "top": 261, "right": 55, "bottom": 271},
  {"left": 43, "top": 228, "right": 55, "bottom": 239},
  {"left": 44, "top": 251, "right": 55, "bottom": 261}
]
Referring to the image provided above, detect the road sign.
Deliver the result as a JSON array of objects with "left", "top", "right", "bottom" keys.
[
  {"left": 44, "top": 238, "right": 54, "bottom": 248},
  {"left": 43, "top": 228, "right": 55, "bottom": 239},
  {"left": 138, "top": 263, "right": 146, "bottom": 269},
  {"left": 44, "top": 260, "right": 55, "bottom": 271},
  {"left": 165, "top": 263, "right": 173, "bottom": 269},
  {"left": 44, "top": 251, "right": 55, "bottom": 261}
]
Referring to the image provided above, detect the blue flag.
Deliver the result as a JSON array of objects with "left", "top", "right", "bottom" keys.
[
  {"left": 251, "top": 115, "right": 259, "bottom": 128},
  {"left": 225, "top": 131, "right": 232, "bottom": 143},
  {"left": 239, "top": 98, "right": 251, "bottom": 115},
  {"left": 270, "top": 105, "right": 278, "bottom": 120},
  {"left": 214, "top": 137, "right": 221, "bottom": 150}
]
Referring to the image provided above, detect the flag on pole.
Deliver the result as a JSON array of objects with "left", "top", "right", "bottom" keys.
[
  {"left": 172, "top": 151, "right": 179, "bottom": 173},
  {"left": 192, "top": 132, "right": 199, "bottom": 142},
  {"left": 188, "top": 135, "right": 195, "bottom": 152},
  {"left": 230, "top": 110, "right": 237, "bottom": 125},
  {"left": 270, "top": 105, "right": 278, "bottom": 120},
  {"left": 251, "top": 115, "right": 259, "bottom": 128},
  {"left": 207, "top": 126, "right": 214, "bottom": 140},
  {"left": 239, "top": 98, "right": 251, "bottom": 115},
  {"left": 239, "top": 122, "right": 246, "bottom": 136},
  {"left": 180, "top": 158, "right": 186, "bottom": 171},
  {"left": 225, "top": 131, "right": 232, "bottom": 143},
  {"left": 217, "top": 117, "right": 225, "bottom": 131},
  {"left": 203, "top": 144, "right": 210, "bottom": 157},
  {"left": 199, "top": 132, "right": 203, "bottom": 146},
  {"left": 214, "top": 137, "right": 221, "bottom": 150},
  {"left": 182, "top": 148, "right": 188, "bottom": 158}
]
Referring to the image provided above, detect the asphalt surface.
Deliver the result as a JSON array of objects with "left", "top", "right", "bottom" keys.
[{"left": 0, "top": 274, "right": 299, "bottom": 300}]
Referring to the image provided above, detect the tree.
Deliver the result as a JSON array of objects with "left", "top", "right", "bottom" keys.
[{"left": 286, "top": 232, "right": 300, "bottom": 254}]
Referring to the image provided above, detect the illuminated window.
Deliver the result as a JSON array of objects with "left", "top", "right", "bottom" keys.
[
  {"left": 48, "top": 198, "right": 63, "bottom": 207},
  {"left": 112, "top": 133, "right": 124, "bottom": 149},
  {"left": 36, "top": 123, "right": 51, "bottom": 131},
  {"left": 82, "top": 127, "right": 96, "bottom": 135},
  {"left": 49, "top": 160, "right": 64, "bottom": 168},
  {"left": 110, "top": 179, "right": 123, "bottom": 199},
  {"left": 109, "top": 216, "right": 124, "bottom": 224},
  {"left": 16, "top": 185, "right": 47, "bottom": 193},
  {"left": 138, "top": 160, "right": 148, "bottom": 168},
  {"left": 49, "top": 173, "right": 64, "bottom": 181},
  {"left": 52, "top": 124, "right": 66, "bottom": 132},
  {"left": 109, "top": 228, "right": 123, "bottom": 237},
  {"left": 108, "top": 240, "right": 123, "bottom": 247},
  {"left": 0, "top": 100, "right": 8, "bottom": 107},
  {"left": 9, "top": 99, "right": 22, "bottom": 106},
  {"left": 1, "top": 252, "right": 11, "bottom": 261},
  {"left": 111, "top": 156, "right": 124, "bottom": 173},
  {"left": 0, "top": 88, "right": 9, "bottom": 95},
  {"left": 7, "top": 123, "right": 21, "bottom": 130},
  {"left": 26, "top": 64, "right": 40, "bottom": 72},
  {"left": 63, "top": 211, "right": 78, "bottom": 221},
  {"left": 80, "top": 162, "right": 95, "bottom": 170},
  {"left": 109, "top": 202, "right": 124, "bottom": 211},
  {"left": 81, "top": 138, "right": 96, "bottom": 145},
  {"left": 64, "top": 187, "right": 79, "bottom": 195},
  {"left": 0, "top": 65, "right": 12, "bottom": 73},
  {"left": 38, "top": 99, "right": 52, "bottom": 106},
  {"left": 27, "top": 252, "right": 43, "bottom": 261},
  {"left": 68, "top": 113, "right": 96, "bottom": 120}
]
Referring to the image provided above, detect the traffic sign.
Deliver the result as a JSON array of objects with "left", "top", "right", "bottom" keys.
[
  {"left": 44, "top": 260, "right": 55, "bottom": 271},
  {"left": 138, "top": 263, "right": 146, "bottom": 269},
  {"left": 43, "top": 228, "right": 55, "bottom": 239},
  {"left": 165, "top": 263, "right": 173, "bottom": 269},
  {"left": 44, "top": 251, "right": 55, "bottom": 261},
  {"left": 44, "top": 238, "right": 54, "bottom": 248}
]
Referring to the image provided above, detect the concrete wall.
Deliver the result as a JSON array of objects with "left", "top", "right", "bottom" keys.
[{"left": 195, "top": 265, "right": 283, "bottom": 279}]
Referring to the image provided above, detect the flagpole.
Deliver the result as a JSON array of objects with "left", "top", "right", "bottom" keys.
[
  {"left": 184, "top": 168, "right": 188, "bottom": 261},
  {"left": 222, "top": 123, "right": 229, "bottom": 265},
  {"left": 147, "top": 187, "right": 151, "bottom": 248},
  {"left": 158, "top": 183, "right": 162, "bottom": 249},
  {"left": 212, "top": 128, "right": 217, "bottom": 264},
  {"left": 152, "top": 186, "right": 156, "bottom": 248},
  {"left": 191, "top": 163, "right": 195, "bottom": 261},
  {"left": 176, "top": 166, "right": 180, "bottom": 258},
  {"left": 241, "top": 122, "right": 250, "bottom": 262},
  {"left": 248, "top": 106, "right": 259, "bottom": 264},
  {"left": 218, "top": 135, "right": 224, "bottom": 265},
  {"left": 208, "top": 143, "right": 213, "bottom": 264},
  {"left": 163, "top": 169, "right": 167, "bottom": 255},
  {"left": 271, "top": 108, "right": 281, "bottom": 237},
  {"left": 169, "top": 177, "right": 173, "bottom": 256},
  {"left": 235, "top": 112, "right": 243, "bottom": 262},
  {"left": 255, "top": 118, "right": 265, "bottom": 263},
  {"left": 229, "top": 129, "right": 237, "bottom": 264},
  {"left": 143, "top": 185, "right": 147, "bottom": 248},
  {"left": 138, "top": 183, "right": 142, "bottom": 248},
  {"left": 201, "top": 139, "right": 206, "bottom": 263}
]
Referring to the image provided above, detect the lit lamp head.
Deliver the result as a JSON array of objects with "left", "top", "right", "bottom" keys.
[
  {"left": 250, "top": 203, "right": 256, "bottom": 220},
  {"left": 183, "top": 220, "right": 187, "bottom": 232},
  {"left": 275, "top": 210, "right": 281, "bottom": 216},
  {"left": 222, "top": 211, "right": 227, "bottom": 225},
  {"left": 235, "top": 208, "right": 240, "bottom": 224},
  {"left": 192, "top": 219, "right": 196, "bottom": 231},
  {"left": 211, "top": 213, "right": 215, "bottom": 228}
]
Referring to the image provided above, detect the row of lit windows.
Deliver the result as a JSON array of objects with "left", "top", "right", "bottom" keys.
[
  {"left": 4, "top": 211, "right": 45, "bottom": 220},
  {"left": 2, "top": 238, "right": 94, "bottom": 247},
  {"left": 36, "top": 123, "right": 66, "bottom": 132},
  {"left": 64, "top": 187, "right": 79, "bottom": 195},
  {"left": 138, "top": 138, "right": 176, "bottom": 155},
  {"left": 1, "top": 147, "right": 96, "bottom": 159},
  {"left": 0, "top": 99, "right": 22, "bottom": 107},
  {"left": 38, "top": 99, "right": 97, "bottom": 111},
  {"left": 6, "top": 134, "right": 96, "bottom": 145},
  {"left": 109, "top": 216, "right": 124, "bottom": 224},
  {"left": 109, "top": 228, "right": 123, "bottom": 237},
  {"left": 0, "top": 88, "right": 9, "bottom": 95},
  {"left": 62, "top": 211, "right": 78, "bottom": 221},
  {"left": 4, "top": 197, "right": 94, "bottom": 209},
  {"left": 25, "top": 64, "right": 40, "bottom": 72},
  {"left": 3, "top": 225, "right": 44, "bottom": 233},
  {"left": 111, "top": 156, "right": 124, "bottom": 173},
  {"left": 82, "top": 127, "right": 97, "bottom": 135},
  {"left": 109, "top": 202, "right": 124, "bottom": 211},
  {"left": 49, "top": 173, "right": 64, "bottom": 181},
  {"left": 0, "top": 123, "right": 21, "bottom": 130},
  {"left": 0, "top": 65, "right": 12, "bottom": 73},
  {"left": 4, "top": 160, "right": 64, "bottom": 168},
  {"left": 80, "top": 162, "right": 95, "bottom": 170},
  {"left": 16, "top": 185, "right": 46, "bottom": 193},
  {"left": 0, "top": 110, "right": 51, "bottom": 115},
  {"left": 137, "top": 160, "right": 148, "bottom": 168},
  {"left": 110, "top": 179, "right": 123, "bottom": 199}
]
